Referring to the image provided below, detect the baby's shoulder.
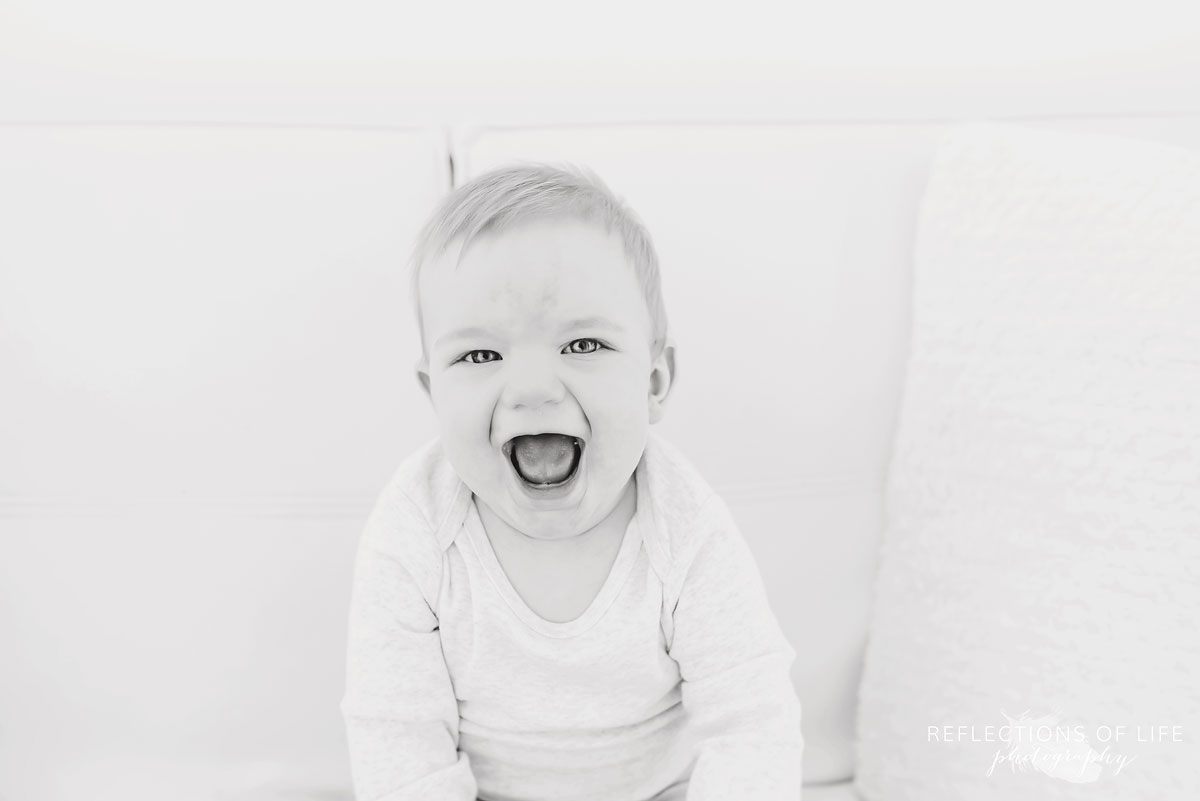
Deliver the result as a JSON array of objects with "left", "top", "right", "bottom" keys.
[
  {"left": 640, "top": 432, "right": 728, "bottom": 579},
  {"left": 361, "top": 437, "right": 465, "bottom": 571}
]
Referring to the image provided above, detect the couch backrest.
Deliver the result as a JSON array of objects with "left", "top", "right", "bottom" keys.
[
  {"left": 2, "top": 114, "right": 1199, "bottom": 799},
  {"left": 0, "top": 124, "right": 449, "bottom": 799}
]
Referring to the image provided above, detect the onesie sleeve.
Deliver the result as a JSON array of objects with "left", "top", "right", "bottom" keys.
[
  {"left": 340, "top": 484, "right": 478, "bottom": 801},
  {"left": 667, "top": 494, "right": 804, "bottom": 800}
]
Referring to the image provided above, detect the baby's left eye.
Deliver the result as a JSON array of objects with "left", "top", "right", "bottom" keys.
[{"left": 564, "top": 338, "right": 606, "bottom": 355}]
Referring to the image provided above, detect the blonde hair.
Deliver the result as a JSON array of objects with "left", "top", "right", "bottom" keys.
[{"left": 409, "top": 162, "right": 668, "bottom": 361}]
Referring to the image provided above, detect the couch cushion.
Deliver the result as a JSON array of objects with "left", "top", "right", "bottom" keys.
[
  {"left": 855, "top": 122, "right": 1200, "bottom": 800},
  {"left": 0, "top": 124, "right": 446, "bottom": 501},
  {"left": 0, "top": 123, "right": 448, "bottom": 799}
]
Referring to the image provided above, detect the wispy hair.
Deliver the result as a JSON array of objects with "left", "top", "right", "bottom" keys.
[{"left": 409, "top": 162, "right": 668, "bottom": 360}]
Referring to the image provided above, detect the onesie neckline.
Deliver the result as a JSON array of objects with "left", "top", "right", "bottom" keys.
[{"left": 461, "top": 457, "right": 649, "bottom": 639}]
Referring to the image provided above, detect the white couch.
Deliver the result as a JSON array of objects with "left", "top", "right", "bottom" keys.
[{"left": 2, "top": 109, "right": 1197, "bottom": 800}]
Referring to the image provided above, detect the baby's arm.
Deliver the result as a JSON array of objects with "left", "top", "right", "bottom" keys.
[
  {"left": 668, "top": 495, "right": 805, "bottom": 800},
  {"left": 340, "top": 488, "right": 477, "bottom": 801}
]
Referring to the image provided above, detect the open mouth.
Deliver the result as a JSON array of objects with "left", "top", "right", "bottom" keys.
[{"left": 503, "top": 433, "right": 583, "bottom": 488}]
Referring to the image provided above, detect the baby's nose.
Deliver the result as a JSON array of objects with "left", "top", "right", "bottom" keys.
[{"left": 501, "top": 352, "right": 568, "bottom": 410}]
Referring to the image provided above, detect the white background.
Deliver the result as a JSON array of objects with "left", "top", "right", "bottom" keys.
[{"left": 3, "top": 1, "right": 1199, "bottom": 125}]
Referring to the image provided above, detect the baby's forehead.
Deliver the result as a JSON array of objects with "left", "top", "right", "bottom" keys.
[
  {"left": 426, "top": 241, "right": 649, "bottom": 326},
  {"left": 417, "top": 212, "right": 662, "bottom": 351}
]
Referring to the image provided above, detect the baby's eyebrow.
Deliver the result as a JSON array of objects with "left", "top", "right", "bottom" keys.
[
  {"left": 559, "top": 316, "right": 625, "bottom": 333},
  {"left": 436, "top": 317, "right": 625, "bottom": 348},
  {"left": 435, "top": 326, "right": 495, "bottom": 347}
]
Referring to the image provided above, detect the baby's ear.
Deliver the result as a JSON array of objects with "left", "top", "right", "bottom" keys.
[
  {"left": 648, "top": 339, "right": 676, "bottom": 425},
  {"left": 415, "top": 357, "right": 432, "bottom": 401}
]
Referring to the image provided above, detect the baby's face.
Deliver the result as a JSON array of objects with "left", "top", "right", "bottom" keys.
[{"left": 416, "top": 216, "right": 671, "bottom": 541}]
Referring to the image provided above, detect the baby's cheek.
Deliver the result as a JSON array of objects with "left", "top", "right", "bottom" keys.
[{"left": 597, "top": 409, "right": 651, "bottom": 467}]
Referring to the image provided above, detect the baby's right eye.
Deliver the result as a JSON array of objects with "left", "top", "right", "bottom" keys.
[{"left": 461, "top": 350, "right": 501, "bottom": 365}]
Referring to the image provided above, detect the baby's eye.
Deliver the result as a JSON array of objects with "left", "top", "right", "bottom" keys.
[
  {"left": 461, "top": 350, "right": 500, "bottom": 365},
  {"left": 564, "top": 338, "right": 606, "bottom": 355}
]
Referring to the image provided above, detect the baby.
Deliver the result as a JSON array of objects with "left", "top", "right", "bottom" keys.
[{"left": 341, "top": 164, "right": 803, "bottom": 801}]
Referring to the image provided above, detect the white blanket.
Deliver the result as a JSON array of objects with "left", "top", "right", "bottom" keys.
[{"left": 856, "top": 122, "right": 1200, "bottom": 801}]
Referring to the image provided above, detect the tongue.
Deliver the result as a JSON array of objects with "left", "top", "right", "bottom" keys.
[{"left": 512, "top": 433, "right": 577, "bottom": 485}]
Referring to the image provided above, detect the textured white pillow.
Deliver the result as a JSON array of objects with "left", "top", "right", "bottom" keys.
[{"left": 855, "top": 123, "right": 1200, "bottom": 801}]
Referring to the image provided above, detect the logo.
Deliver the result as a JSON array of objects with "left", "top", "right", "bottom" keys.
[{"left": 927, "top": 708, "right": 1185, "bottom": 784}]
